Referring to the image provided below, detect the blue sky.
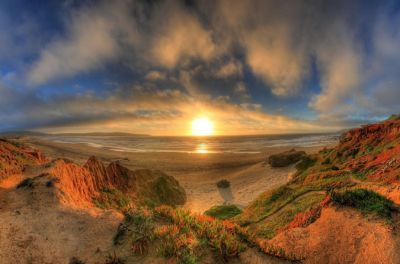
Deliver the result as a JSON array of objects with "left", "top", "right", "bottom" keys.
[{"left": 0, "top": 0, "right": 400, "bottom": 135}]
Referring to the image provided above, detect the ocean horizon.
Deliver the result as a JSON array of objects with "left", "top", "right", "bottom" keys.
[{"left": 42, "top": 132, "right": 340, "bottom": 154}]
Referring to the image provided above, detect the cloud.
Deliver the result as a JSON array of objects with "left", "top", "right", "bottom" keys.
[
  {"left": 145, "top": 70, "right": 167, "bottom": 81},
  {"left": 148, "top": 1, "right": 216, "bottom": 68},
  {"left": 310, "top": 21, "right": 362, "bottom": 117},
  {"left": 205, "top": 0, "right": 311, "bottom": 96},
  {"left": 28, "top": 1, "right": 138, "bottom": 85},
  {"left": 6, "top": 0, "right": 400, "bottom": 133},
  {"left": 214, "top": 59, "right": 243, "bottom": 79},
  {"left": 0, "top": 78, "right": 342, "bottom": 135}
]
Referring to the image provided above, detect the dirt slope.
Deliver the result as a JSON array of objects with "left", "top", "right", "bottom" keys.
[{"left": 271, "top": 207, "right": 400, "bottom": 263}]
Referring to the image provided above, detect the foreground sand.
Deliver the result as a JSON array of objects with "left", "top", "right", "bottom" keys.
[{"left": 24, "top": 137, "right": 326, "bottom": 212}]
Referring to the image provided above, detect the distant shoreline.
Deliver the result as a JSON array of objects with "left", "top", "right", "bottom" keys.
[{"left": 21, "top": 137, "right": 328, "bottom": 213}]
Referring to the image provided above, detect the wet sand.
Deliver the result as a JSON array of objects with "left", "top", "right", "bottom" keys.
[{"left": 23, "top": 137, "right": 327, "bottom": 213}]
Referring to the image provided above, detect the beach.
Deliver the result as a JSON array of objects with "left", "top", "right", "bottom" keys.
[{"left": 22, "top": 137, "right": 330, "bottom": 213}]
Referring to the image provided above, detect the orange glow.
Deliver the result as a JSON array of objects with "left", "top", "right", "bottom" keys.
[{"left": 191, "top": 117, "right": 214, "bottom": 136}]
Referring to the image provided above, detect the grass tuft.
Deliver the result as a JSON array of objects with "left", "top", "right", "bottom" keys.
[{"left": 204, "top": 205, "right": 242, "bottom": 220}]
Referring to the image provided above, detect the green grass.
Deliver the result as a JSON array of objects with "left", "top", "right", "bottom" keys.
[
  {"left": 254, "top": 192, "right": 325, "bottom": 239},
  {"left": 330, "top": 189, "right": 395, "bottom": 219},
  {"left": 352, "top": 171, "right": 368, "bottom": 181},
  {"left": 238, "top": 172, "right": 353, "bottom": 224},
  {"left": 295, "top": 155, "right": 317, "bottom": 173},
  {"left": 93, "top": 188, "right": 132, "bottom": 212},
  {"left": 143, "top": 176, "right": 186, "bottom": 207},
  {"left": 204, "top": 205, "right": 242, "bottom": 220}
]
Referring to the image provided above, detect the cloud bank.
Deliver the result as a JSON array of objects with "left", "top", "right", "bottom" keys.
[{"left": 1, "top": 0, "right": 400, "bottom": 133}]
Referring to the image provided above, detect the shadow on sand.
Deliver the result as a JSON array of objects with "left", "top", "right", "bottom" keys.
[{"left": 218, "top": 186, "right": 234, "bottom": 204}]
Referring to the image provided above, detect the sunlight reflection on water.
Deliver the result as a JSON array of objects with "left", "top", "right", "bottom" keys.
[{"left": 195, "top": 143, "right": 208, "bottom": 154}]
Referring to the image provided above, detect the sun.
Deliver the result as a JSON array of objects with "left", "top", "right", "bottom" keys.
[{"left": 191, "top": 117, "right": 214, "bottom": 136}]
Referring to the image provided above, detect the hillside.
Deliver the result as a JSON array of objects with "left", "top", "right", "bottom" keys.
[
  {"left": 2, "top": 118, "right": 400, "bottom": 263},
  {"left": 234, "top": 118, "right": 400, "bottom": 263}
]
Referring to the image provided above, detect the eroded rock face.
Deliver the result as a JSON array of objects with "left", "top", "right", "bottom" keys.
[
  {"left": 0, "top": 139, "right": 47, "bottom": 179},
  {"left": 48, "top": 156, "right": 186, "bottom": 208},
  {"left": 268, "top": 149, "right": 306, "bottom": 167}
]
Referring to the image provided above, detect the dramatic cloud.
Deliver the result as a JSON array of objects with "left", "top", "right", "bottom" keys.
[
  {"left": 148, "top": 1, "right": 217, "bottom": 68},
  {"left": 310, "top": 21, "right": 362, "bottom": 117},
  {"left": 28, "top": 1, "right": 139, "bottom": 85},
  {"left": 1, "top": 0, "right": 400, "bottom": 133}
]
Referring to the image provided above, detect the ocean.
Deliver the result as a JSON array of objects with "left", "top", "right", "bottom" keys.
[{"left": 43, "top": 133, "right": 340, "bottom": 154}]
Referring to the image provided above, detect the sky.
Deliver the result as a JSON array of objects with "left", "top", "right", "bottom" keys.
[{"left": 1, "top": 0, "right": 400, "bottom": 136}]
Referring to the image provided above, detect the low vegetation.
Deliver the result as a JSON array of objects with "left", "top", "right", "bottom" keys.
[
  {"left": 330, "top": 189, "right": 396, "bottom": 219},
  {"left": 268, "top": 149, "right": 305, "bottom": 167},
  {"left": 246, "top": 192, "right": 326, "bottom": 238},
  {"left": 204, "top": 204, "right": 242, "bottom": 220},
  {"left": 93, "top": 188, "right": 133, "bottom": 212},
  {"left": 112, "top": 205, "right": 303, "bottom": 263},
  {"left": 216, "top": 179, "right": 230, "bottom": 188}
]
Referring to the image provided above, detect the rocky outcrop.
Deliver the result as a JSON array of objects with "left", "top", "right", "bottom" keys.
[
  {"left": 331, "top": 118, "right": 400, "bottom": 183},
  {"left": 268, "top": 149, "right": 306, "bottom": 167},
  {"left": 0, "top": 139, "right": 47, "bottom": 179},
  {"left": 48, "top": 156, "right": 186, "bottom": 208}
]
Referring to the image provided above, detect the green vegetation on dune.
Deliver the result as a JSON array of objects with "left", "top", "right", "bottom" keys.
[
  {"left": 114, "top": 206, "right": 247, "bottom": 263},
  {"left": 204, "top": 204, "right": 242, "bottom": 220},
  {"left": 93, "top": 188, "right": 133, "bottom": 212},
  {"left": 238, "top": 172, "right": 353, "bottom": 225},
  {"left": 253, "top": 192, "right": 325, "bottom": 239},
  {"left": 295, "top": 155, "right": 317, "bottom": 173},
  {"left": 330, "top": 189, "right": 396, "bottom": 219},
  {"left": 139, "top": 173, "right": 187, "bottom": 207}
]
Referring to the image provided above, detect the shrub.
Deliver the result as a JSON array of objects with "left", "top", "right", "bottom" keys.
[
  {"left": 116, "top": 208, "right": 155, "bottom": 255},
  {"left": 216, "top": 179, "right": 230, "bottom": 188},
  {"left": 204, "top": 205, "right": 242, "bottom": 220},
  {"left": 330, "top": 189, "right": 395, "bottom": 219},
  {"left": 295, "top": 156, "right": 316, "bottom": 173}
]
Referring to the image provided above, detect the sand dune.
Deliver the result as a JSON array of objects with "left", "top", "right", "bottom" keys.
[{"left": 25, "top": 137, "right": 321, "bottom": 213}]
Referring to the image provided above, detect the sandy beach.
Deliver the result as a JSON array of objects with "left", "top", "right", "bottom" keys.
[{"left": 21, "top": 137, "right": 327, "bottom": 213}]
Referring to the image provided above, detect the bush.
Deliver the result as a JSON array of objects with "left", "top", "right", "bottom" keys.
[
  {"left": 330, "top": 189, "right": 395, "bottom": 219},
  {"left": 204, "top": 205, "right": 242, "bottom": 220},
  {"left": 115, "top": 208, "right": 155, "bottom": 255},
  {"left": 216, "top": 179, "right": 230, "bottom": 188},
  {"left": 295, "top": 156, "right": 316, "bottom": 173}
]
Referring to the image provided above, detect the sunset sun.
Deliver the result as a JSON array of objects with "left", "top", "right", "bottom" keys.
[{"left": 191, "top": 117, "right": 214, "bottom": 136}]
